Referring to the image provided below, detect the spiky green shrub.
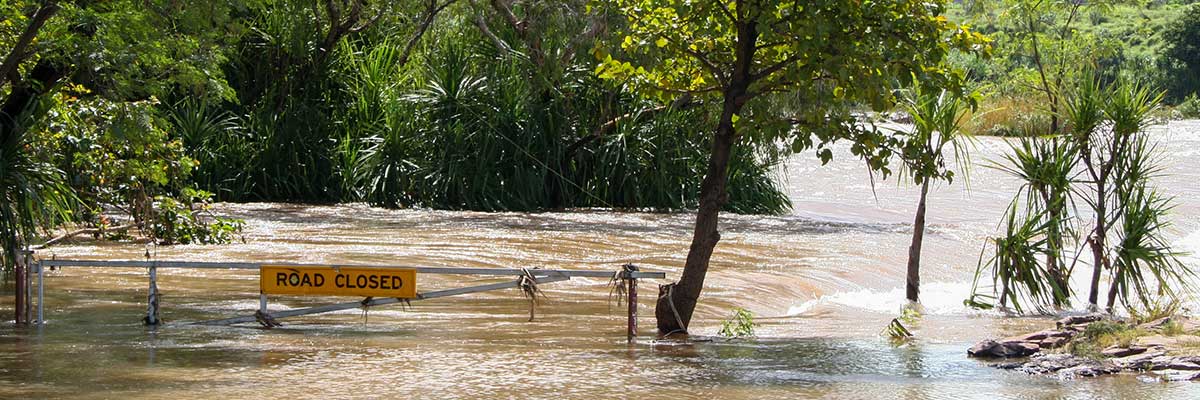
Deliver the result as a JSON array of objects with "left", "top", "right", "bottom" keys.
[{"left": 992, "top": 136, "right": 1079, "bottom": 306}]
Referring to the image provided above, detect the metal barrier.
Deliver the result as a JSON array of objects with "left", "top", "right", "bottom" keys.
[{"left": 31, "top": 259, "right": 666, "bottom": 343}]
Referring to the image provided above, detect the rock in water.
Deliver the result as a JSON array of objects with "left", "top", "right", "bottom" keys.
[
  {"left": 1056, "top": 314, "right": 1104, "bottom": 329},
  {"left": 1058, "top": 361, "right": 1120, "bottom": 379},
  {"left": 1100, "top": 345, "right": 1149, "bottom": 358},
  {"left": 968, "top": 339, "right": 1040, "bottom": 358}
]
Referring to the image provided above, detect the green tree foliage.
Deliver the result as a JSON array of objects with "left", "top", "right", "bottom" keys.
[
  {"left": 948, "top": 0, "right": 1197, "bottom": 136},
  {"left": 1, "top": 1, "right": 246, "bottom": 250},
  {"left": 2, "top": 0, "right": 794, "bottom": 263},
  {"left": 596, "top": 0, "right": 989, "bottom": 334},
  {"left": 1159, "top": 4, "right": 1200, "bottom": 102},
  {"left": 181, "top": 0, "right": 790, "bottom": 213},
  {"left": 0, "top": 108, "right": 75, "bottom": 276}
]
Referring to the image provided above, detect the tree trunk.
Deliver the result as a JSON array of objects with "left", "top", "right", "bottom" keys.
[
  {"left": 999, "top": 276, "right": 1010, "bottom": 310},
  {"left": 1, "top": 59, "right": 69, "bottom": 143},
  {"left": 654, "top": 104, "right": 739, "bottom": 335},
  {"left": 1041, "top": 189, "right": 1069, "bottom": 307},
  {"left": 654, "top": 18, "right": 758, "bottom": 336},
  {"left": 0, "top": 2, "right": 60, "bottom": 91},
  {"left": 1105, "top": 270, "right": 1120, "bottom": 312},
  {"left": 1087, "top": 180, "right": 1106, "bottom": 309},
  {"left": 1027, "top": 15, "right": 1059, "bottom": 134},
  {"left": 905, "top": 180, "right": 930, "bottom": 303}
]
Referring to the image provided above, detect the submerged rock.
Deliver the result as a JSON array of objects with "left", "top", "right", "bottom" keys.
[
  {"left": 1111, "top": 349, "right": 1169, "bottom": 369},
  {"left": 1057, "top": 361, "right": 1120, "bottom": 379},
  {"left": 968, "top": 339, "right": 1040, "bottom": 358},
  {"left": 993, "top": 353, "right": 1120, "bottom": 378},
  {"left": 1007, "top": 353, "right": 1086, "bottom": 374},
  {"left": 1159, "top": 370, "right": 1200, "bottom": 381},
  {"left": 1151, "top": 359, "right": 1200, "bottom": 371},
  {"left": 1056, "top": 314, "right": 1105, "bottom": 329}
]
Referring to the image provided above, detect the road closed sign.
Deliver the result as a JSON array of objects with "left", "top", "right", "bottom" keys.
[{"left": 261, "top": 265, "right": 417, "bottom": 298}]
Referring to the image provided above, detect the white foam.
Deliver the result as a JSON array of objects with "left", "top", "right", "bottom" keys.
[
  {"left": 786, "top": 281, "right": 978, "bottom": 316},
  {"left": 1175, "top": 229, "right": 1200, "bottom": 311}
]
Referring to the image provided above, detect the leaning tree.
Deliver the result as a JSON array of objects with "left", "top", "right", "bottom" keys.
[{"left": 594, "top": 0, "right": 989, "bottom": 334}]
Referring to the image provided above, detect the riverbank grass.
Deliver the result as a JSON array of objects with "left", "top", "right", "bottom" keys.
[{"left": 1064, "top": 316, "right": 1200, "bottom": 360}]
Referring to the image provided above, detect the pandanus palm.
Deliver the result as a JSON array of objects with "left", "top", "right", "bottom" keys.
[
  {"left": 900, "top": 88, "right": 972, "bottom": 303},
  {"left": 991, "top": 136, "right": 1079, "bottom": 307},
  {"left": 0, "top": 115, "right": 75, "bottom": 276},
  {"left": 1070, "top": 76, "right": 1183, "bottom": 311}
]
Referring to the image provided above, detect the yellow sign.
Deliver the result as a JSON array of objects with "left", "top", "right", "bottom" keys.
[{"left": 261, "top": 266, "right": 417, "bottom": 298}]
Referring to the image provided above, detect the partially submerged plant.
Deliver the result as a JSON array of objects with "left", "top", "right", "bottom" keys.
[
  {"left": 518, "top": 269, "right": 548, "bottom": 322},
  {"left": 150, "top": 188, "right": 244, "bottom": 245},
  {"left": 972, "top": 71, "right": 1192, "bottom": 316},
  {"left": 975, "top": 203, "right": 1060, "bottom": 313},
  {"left": 896, "top": 86, "right": 974, "bottom": 304},
  {"left": 992, "top": 135, "right": 1079, "bottom": 307},
  {"left": 885, "top": 308, "right": 919, "bottom": 343},
  {"left": 718, "top": 308, "right": 756, "bottom": 339},
  {"left": 884, "top": 318, "right": 915, "bottom": 342}
]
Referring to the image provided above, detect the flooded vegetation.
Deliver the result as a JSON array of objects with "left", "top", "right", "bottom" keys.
[
  {"left": 4, "top": 121, "right": 1199, "bottom": 398},
  {"left": 5, "top": 0, "right": 1200, "bottom": 398}
]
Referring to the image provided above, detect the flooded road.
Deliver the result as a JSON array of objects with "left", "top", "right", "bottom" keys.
[{"left": 3, "top": 121, "right": 1200, "bottom": 398}]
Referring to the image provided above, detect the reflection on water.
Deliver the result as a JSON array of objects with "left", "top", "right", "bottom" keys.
[{"left": 2, "top": 121, "right": 1200, "bottom": 398}]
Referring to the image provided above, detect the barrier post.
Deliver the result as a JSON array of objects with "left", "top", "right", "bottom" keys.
[
  {"left": 14, "top": 247, "right": 25, "bottom": 325},
  {"left": 624, "top": 264, "right": 639, "bottom": 344},
  {"left": 24, "top": 249, "right": 32, "bottom": 324},
  {"left": 37, "top": 259, "right": 44, "bottom": 325},
  {"left": 145, "top": 265, "right": 159, "bottom": 325}
]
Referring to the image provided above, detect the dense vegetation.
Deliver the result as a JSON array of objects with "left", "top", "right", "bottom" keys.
[
  {"left": 1, "top": 0, "right": 795, "bottom": 269},
  {"left": 948, "top": 0, "right": 1200, "bottom": 135},
  {"left": 2, "top": 0, "right": 1195, "bottom": 330}
]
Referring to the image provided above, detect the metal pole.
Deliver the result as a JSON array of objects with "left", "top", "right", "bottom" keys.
[
  {"left": 197, "top": 276, "right": 572, "bottom": 326},
  {"left": 145, "top": 265, "right": 159, "bottom": 325},
  {"left": 24, "top": 250, "right": 32, "bottom": 325},
  {"left": 624, "top": 264, "right": 639, "bottom": 344},
  {"left": 627, "top": 277, "right": 638, "bottom": 343},
  {"left": 259, "top": 294, "right": 268, "bottom": 314},
  {"left": 37, "top": 259, "right": 44, "bottom": 325},
  {"left": 14, "top": 247, "right": 25, "bottom": 325}
]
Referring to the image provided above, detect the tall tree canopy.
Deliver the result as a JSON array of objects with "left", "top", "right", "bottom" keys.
[{"left": 594, "top": 0, "right": 989, "bottom": 334}]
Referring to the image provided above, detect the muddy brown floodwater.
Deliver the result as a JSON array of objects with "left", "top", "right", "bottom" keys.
[{"left": 3, "top": 121, "right": 1200, "bottom": 399}]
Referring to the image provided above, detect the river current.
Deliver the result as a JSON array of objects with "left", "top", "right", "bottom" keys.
[{"left": 3, "top": 121, "right": 1200, "bottom": 399}]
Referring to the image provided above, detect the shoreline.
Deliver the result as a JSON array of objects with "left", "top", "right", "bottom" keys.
[{"left": 969, "top": 313, "right": 1200, "bottom": 381}]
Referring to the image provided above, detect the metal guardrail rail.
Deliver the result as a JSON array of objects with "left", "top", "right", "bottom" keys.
[{"left": 31, "top": 259, "right": 666, "bottom": 343}]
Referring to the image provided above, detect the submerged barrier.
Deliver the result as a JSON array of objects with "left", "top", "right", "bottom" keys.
[{"left": 26, "top": 258, "right": 665, "bottom": 343}]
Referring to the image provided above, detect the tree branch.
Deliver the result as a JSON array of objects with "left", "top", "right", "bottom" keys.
[
  {"left": 716, "top": 1, "right": 735, "bottom": 23},
  {"left": 750, "top": 52, "right": 804, "bottom": 82},
  {"left": 35, "top": 224, "right": 137, "bottom": 249},
  {"left": 398, "top": 0, "right": 459, "bottom": 66},
  {"left": 561, "top": 14, "right": 608, "bottom": 66},
  {"left": 489, "top": 0, "right": 524, "bottom": 35},
  {"left": 563, "top": 93, "right": 700, "bottom": 159},
  {"left": 0, "top": 2, "right": 60, "bottom": 91},
  {"left": 680, "top": 47, "right": 729, "bottom": 89},
  {"left": 469, "top": 2, "right": 512, "bottom": 55}
]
